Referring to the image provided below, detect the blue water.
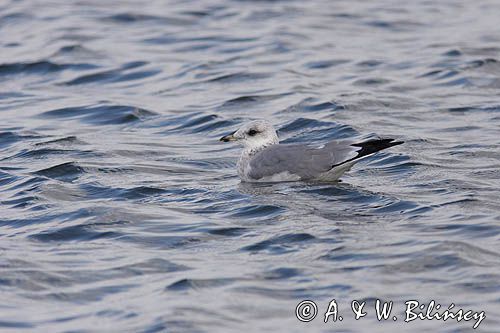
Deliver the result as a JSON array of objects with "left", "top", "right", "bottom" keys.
[{"left": 1, "top": 0, "right": 500, "bottom": 332}]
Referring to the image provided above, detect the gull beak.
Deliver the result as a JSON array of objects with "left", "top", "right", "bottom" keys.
[{"left": 220, "top": 132, "right": 237, "bottom": 142}]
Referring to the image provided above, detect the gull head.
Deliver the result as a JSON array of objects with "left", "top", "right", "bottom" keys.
[{"left": 220, "top": 120, "right": 279, "bottom": 150}]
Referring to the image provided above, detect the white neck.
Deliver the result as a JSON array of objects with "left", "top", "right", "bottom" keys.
[
  {"left": 242, "top": 142, "right": 274, "bottom": 157},
  {"left": 238, "top": 141, "right": 278, "bottom": 180},
  {"left": 242, "top": 137, "right": 278, "bottom": 156}
]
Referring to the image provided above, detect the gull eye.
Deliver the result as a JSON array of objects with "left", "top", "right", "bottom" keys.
[{"left": 248, "top": 129, "right": 258, "bottom": 136}]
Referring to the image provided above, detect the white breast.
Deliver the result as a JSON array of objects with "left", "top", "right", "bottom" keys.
[{"left": 237, "top": 146, "right": 303, "bottom": 182}]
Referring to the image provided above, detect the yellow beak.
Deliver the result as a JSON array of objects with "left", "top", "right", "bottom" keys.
[{"left": 220, "top": 132, "right": 237, "bottom": 142}]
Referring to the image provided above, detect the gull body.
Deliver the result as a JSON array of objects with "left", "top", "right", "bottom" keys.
[{"left": 220, "top": 120, "right": 403, "bottom": 183}]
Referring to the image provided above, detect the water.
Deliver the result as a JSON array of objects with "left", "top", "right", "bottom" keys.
[{"left": 1, "top": 0, "right": 500, "bottom": 331}]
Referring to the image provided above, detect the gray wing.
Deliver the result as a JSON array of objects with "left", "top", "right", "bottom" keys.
[{"left": 248, "top": 141, "right": 359, "bottom": 180}]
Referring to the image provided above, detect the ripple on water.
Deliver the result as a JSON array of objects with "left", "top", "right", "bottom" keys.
[
  {"left": 30, "top": 225, "right": 121, "bottom": 243},
  {"left": 205, "top": 72, "right": 270, "bottom": 83},
  {"left": 229, "top": 204, "right": 284, "bottom": 219},
  {"left": 279, "top": 98, "right": 346, "bottom": 113},
  {"left": 241, "top": 233, "right": 317, "bottom": 254},
  {"left": 319, "top": 246, "right": 380, "bottom": 262},
  {"left": 166, "top": 277, "right": 236, "bottom": 291},
  {"left": 279, "top": 118, "right": 357, "bottom": 142},
  {"left": 60, "top": 61, "right": 160, "bottom": 86},
  {"left": 5, "top": 148, "right": 96, "bottom": 161},
  {"left": 0, "top": 170, "right": 18, "bottom": 187},
  {"left": 207, "top": 227, "right": 249, "bottom": 237},
  {"left": 39, "top": 104, "right": 157, "bottom": 125},
  {"left": 104, "top": 13, "right": 195, "bottom": 26},
  {"left": 304, "top": 59, "right": 350, "bottom": 70},
  {"left": 383, "top": 241, "right": 500, "bottom": 275},
  {"left": 218, "top": 93, "right": 291, "bottom": 111},
  {"left": 35, "top": 162, "right": 85, "bottom": 182},
  {"left": 0, "top": 131, "right": 43, "bottom": 149},
  {"left": 0, "top": 61, "right": 98, "bottom": 76},
  {"left": 169, "top": 114, "right": 234, "bottom": 134},
  {"left": 420, "top": 55, "right": 500, "bottom": 88}
]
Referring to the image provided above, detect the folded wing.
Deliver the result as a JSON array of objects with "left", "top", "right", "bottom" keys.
[
  {"left": 247, "top": 138, "right": 403, "bottom": 181},
  {"left": 247, "top": 141, "right": 359, "bottom": 180}
]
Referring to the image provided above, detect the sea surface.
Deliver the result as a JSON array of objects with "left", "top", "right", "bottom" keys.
[{"left": 1, "top": 0, "right": 500, "bottom": 332}]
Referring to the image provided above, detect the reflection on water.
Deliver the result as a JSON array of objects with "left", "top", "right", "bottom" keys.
[{"left": 1, "top": 0, "right": 500, "bottom": 331}]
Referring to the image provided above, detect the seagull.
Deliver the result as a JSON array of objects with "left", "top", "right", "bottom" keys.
[{"left": 220, "top": 120, "right": 403, "bottom": 182}]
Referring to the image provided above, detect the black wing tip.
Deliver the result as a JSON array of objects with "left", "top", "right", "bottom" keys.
[
  {"left": 351, "top": 138, "right": 403, "bottom": 158},
  {"left": 352, "top": 138, "right": 403, "bottom": 147},
  {"left": 331, "top": 138, "right": 403, "bottom": 169}
]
